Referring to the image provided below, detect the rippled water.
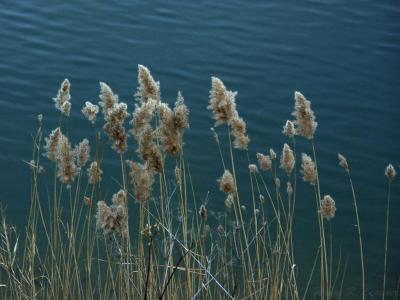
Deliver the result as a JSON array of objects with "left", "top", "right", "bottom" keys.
[{"left": 0, "top": 1, "right": 399, "bottom": 297}]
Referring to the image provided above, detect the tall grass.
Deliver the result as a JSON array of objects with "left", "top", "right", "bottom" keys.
[{"left": 0, "top": 66, "right": 397, "bottom": 299}]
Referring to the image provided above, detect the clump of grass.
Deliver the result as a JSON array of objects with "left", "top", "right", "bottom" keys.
[{"left": 0, "top": 66, "right": 397, "bottom": 300}]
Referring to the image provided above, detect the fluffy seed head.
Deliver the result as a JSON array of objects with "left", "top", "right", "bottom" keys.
[
  {"left": 385, "top": 164, "right": 396, "bottom": 181},
  {"left": 44, "top": 127, "right": 62, "bottom": 162},
  {"left": 280, "top": 143, "right": 295, "bottom": 174},
  {"left": 61, "top": 102, "right": 71, "bottom": 116},
  {"left": 95, "top": 201, "right": 112, "bottom": 234},
  {"left": 218, "top": 170, "right": 236, "bottom": 194},
  {"left": 138, "top": 125, "right": 163, "bottom": 172},
  {"left": 270, "top": 148, "right": 277, "bottom": 160},
  {"left": 56, "top": 135, "right": 78, "bottom": 187},
  {"left": 135, "top": 65, "right": 160, "bottom": 103},
  {"left": 283, "top": 120, "right": 296, "bottom": 138},
  {"left": 225, "top": 194, "right": 234, "bottom": 209},
  {"left": 53, "top": 79, "right": 71, "bottom": 116},
  {"left": 199, "top": 204, "right": 207, "bottom": 220},
  {"left": 174, "top": 92, "right": 190, "bottom": 130},
  {"left": 259, "top": 194, "right": 265, "bottom": 203},
  {"left": 95, "top": 190, "right": 128, "bottom": 236},
  {"left": 84, "top": 196, "right": 92, "bottom": 206},
  {"left": 98, "top": 83, "right": 128, "bottom": 154},
  {"left": 82, "top": 101, "right": 99, "bottom": 124},
  {"left": 127, "top": 160, "right": 154, "bottom": 203},
  {"left": 103, "top": 102, "right": 129, "bottom": 154},
  {"left": 292, "top": 91, "right": 317, "bottom": 139},
  {"left": 99, "top": 82, "right": 118, "bottom": 117},
  {"left": 319, "top": 195, "right": 336, "bottom": 221},
  {"left": 75, "top": 138, "right": 90, "bottom": 168},
  {"left": 112, "top": 190, "right": 126, "bottom": 206},
  {"left": 158, "top": 93, "right": 190, "bottom": 156},
  {"left": 256, "top": 153, "right": 272, "bottom": 171},
  {"left": 230, "top": 116, "right": 250, "bottom": 150},
  {"left": 208, "top": 77, "right": 237, "bottom": 126},
  {"left": 130, "top": 98, "right": 157, "bottom": 138},
  {"left": 88, "top": 161, "right": 102, "bottom": 184},
  {"left": 248, "top": 164, "right": 258, "bottom": 173},
  {"left": 338, "top": 153, "right": 349, "bottom": 172},
  {"left": 301, "top": 153, "right": 316, "bottom": 185}
]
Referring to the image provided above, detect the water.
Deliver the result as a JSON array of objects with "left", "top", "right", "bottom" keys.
[{"left": 0, "top": 0, "right": 399, "bottom": 297}]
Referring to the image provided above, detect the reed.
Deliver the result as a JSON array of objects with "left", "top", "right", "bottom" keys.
[
  {"left": 383, "top": 164, "right": 396, "bottom": 300},
  {"left": 0, "top": 67, "right": 397, "bottom": 299}
]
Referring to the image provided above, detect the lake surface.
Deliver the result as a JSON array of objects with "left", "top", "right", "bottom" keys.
[{"left": 0, "top": 0, "right": 399, "bottom": 297}]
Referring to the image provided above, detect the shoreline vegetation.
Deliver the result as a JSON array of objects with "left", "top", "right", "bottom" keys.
[{"left": 0, "top": 65, "right": 397, "bottom": 299}]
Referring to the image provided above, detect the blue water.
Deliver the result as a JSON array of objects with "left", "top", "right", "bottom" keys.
[{"left": 0, "top": 1, "right": 399, "bottom": 297}]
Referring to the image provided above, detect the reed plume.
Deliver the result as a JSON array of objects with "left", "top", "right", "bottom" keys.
[
  {"left": 280, "top": 143, "right": 295, "bottom": 174},
  {"left": 231, "top": 116, "right": 250, "bottom": 150},
  {"left": 218, "top": 170, "right": 236, "bottom": 194},
  {"left": 138, "top": 125, "right": 163, "bottom": 172},
  {"left": 385, "top": 164, "right": 396, "bottom": 181},
  {"left": 127, "top": 160, "right": 154, "bottom": 203},
  {"left": 103, "top": 102, "right": 129, "bottom": 154},
  {"left": 95, "top": 190, "right": 128, "bottom": 236},
  {"left": 99, "top": 82, "right": 117, "bottom": 117},
  {"left": 248, "top": 164, "right": 258, "bottom": 173},
  {"left": 283, "top": 120, "right": 296, "bottom": 138},
  {"left": 338, "top": 153, "right": 349, "bottom": 172},
  {"left": 135, "top": 65, "right": 160, "bottom": 103},
  {"left": 256, "top": 152, "right": 272, "bottom": 171},
  {"left": 319, "top": 195, "right": 336, "bottom": 221},
  {"left": 292, "top": 91, "right": 317, "bottom": 139},
  {"left": 174, "top": 92, "right": 190, "bottom": 129},
  {"left": 208, "top": 77, "right": 237, "bottom": 126},
  {"left": 259, "top": 194, "right": 265, "bottom": 203},
  {"left": 225, "top": 194, "right": 234, "bottom": 209},
  {"left": 44, "top": 127, "right": 62, "bottom": 162},
  {"left": 270, "top": 148, "right": 277, "bottom": 160},
  {"left": 82, "top": 101, "right": 99, "bottom": 124},
  {"left": 75, "top": 138, "right": 90, "bottom": 168},
  {"left": 95, "top": 201, "right": 112, "bottom": 234},
  {"left": 199, "top": 204, "right": 207, "bottom": 220},
  {"left": 88, "top": 161, "right": 102, "bottom": 185},
  {"left": 53, "top": 78, "right": 71, "bottom": 116},
  {"left": 56, "top": 134, "right": 78, "bottom": 187},
  {"left": 158, "top": 92, "right": 189, "bottom": 155},
  {"left": 208, "top": 77, "right": 249, "bottom": 149},
  {"left": 301, "top": 153, "right": 316, "bottom": 185},
  {"left": 130, "top": 98, "right": 157, "bottom": 138},
  {"left": 99, "top": 82, "right": 129, "bottom": 153}
]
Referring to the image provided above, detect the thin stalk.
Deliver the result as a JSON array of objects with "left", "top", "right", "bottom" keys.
[
  {"left": 311, "top": 139, "right": 329, "bottom": 299},
  {"left": 346, "top": 171, "right": 365, "bottom": 300},
  {"left": 382, "top": 180, "right": 392, "bottom": 300},
  {"left": 144, "top": 237, "right": 153, "bottom": 300}
]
